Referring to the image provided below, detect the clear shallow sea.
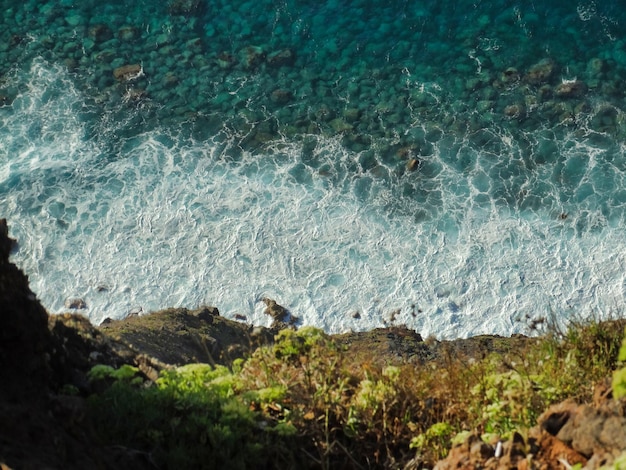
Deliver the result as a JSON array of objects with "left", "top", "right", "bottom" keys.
[{"left": 2, "top": 0, "right": 626, "bottom": 337}]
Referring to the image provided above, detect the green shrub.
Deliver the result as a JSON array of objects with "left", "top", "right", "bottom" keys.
[
  {"left": 87, "top": 363, "right": 295, "bottom": 469},
  {"left": 410, "top": 422, "right": 454, "bottom": 458},
  {"left": 83, "top": 321, "right": 626, "bottom": 469}
]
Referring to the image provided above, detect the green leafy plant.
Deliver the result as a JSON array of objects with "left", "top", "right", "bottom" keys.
[
  {"left": 88, "top": 363, "right": 141, "bottom": 382},
  {"left": 87, "top": 363, "right": 296, "bottom": 469},
  {"left": 410, "top": 422, "right": 454, "bottom": 458},
  {"left": 612, "top": 327, "right": 626, "bottom": 399}
]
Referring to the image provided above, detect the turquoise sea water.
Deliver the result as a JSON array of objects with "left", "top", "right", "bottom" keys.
[{"left": 2, "top": 0, "right": 626, "bottom": 337}]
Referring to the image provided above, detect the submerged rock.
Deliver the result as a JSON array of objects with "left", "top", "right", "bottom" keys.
[
  {"left": 525, "top": 58, "right": 556, "bottom": 85},
  {"left": 270, "top": 88, "right": 293, "bottom": 105},
  {"left": 239, "top": 46, "right": 265, "bottom": 69},
  {"left": 555, "top": 80, "right": 588, "bottom": 98},
  {"left": 88, "top": 24, "right": 113, "bottom": 43},
  {"left": 329, "top": 118, "right": 353, "bottom": 133},
  {"left": 500, "top": 67, "right": 520, "bottom": 85},
  {"left": 117, "top": 25, "right": 138, "bottom": 41},
  {"left": 266, "top": 48, "right": 296, "bottom": 67},
  {"left": 168, "top": 0, "right": 201, "bottom": 15},
  {"left": 216, "top": 52, "right": 236, "bottom": 69},
  {"left": 586, "top": 57, "right": 608, "bottom": 78},
  {"left": 504, "top": 103, "right": 525, "bottom": 119}
]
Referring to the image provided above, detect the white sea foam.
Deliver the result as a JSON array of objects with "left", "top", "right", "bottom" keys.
[{"left": 2, "top": 61, "right": 626, "bottom": 339}]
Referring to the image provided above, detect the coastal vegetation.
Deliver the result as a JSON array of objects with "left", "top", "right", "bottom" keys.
[{"left": 85, "top": 320, "right": 626, "bottom": 468}]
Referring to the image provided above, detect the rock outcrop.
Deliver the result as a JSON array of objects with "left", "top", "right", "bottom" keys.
[
  {"left": 431, "top": 387, "right": 626, "bottom": 470},
  {"left": 0, "top": 219, "right": 52, "bottom": 401}
]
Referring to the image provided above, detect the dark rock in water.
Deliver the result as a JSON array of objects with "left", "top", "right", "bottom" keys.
[
  {"left": 586, "top": 57, "right": 608, "bottom": 78},
  {"left": 504, "top": 103, "right": 525, "bottom": 119},
  {"left": 168, "top": 0, "right": 201, "bottom": 15},
  {"left": 239, "top": 46, "right": 266, "bottom": 69},
  {"left": 64, "top": 58, "right": 78, "bottom": 72},
  {"left": 406, "top": 158, "right": 420, "bottom": 172},
  {"left": 329, "top": 118, "right": 353, "bottom": 133},
  {"left": 342, "top": 108, "right": 361, "bottom": 123},
  {"left": 500, "top": 67, "right": 520, "bottom": 85},
  {"left": 186, "top": 37, "right": 204, "bottom": 53},
  {"left": 117, "top": 25, "right": 138, "bottom": 41},
  {"left": 0, "top": 219, "right": 53, "bottom": 400},
  {"left": 216, "top": 52, "right": 236, "bottom": 69},
  {"left": 555, "top": 80, "right": 588, "bottom": 98},
  {"left": 65, "top": 298, "right": 87, "bottom": 310},
  {"left": 262, "top": 298, "right": 300, "bottom": 330},
  {"left": 88, "top": 24, "right": 113, "bottom": 42},
  {"left": 162, "top": 72, "right": 179, "bottom": 88},
  {"left": 270, "top": 88, "right": 293, "bottom": 105},
  {"left": 122, "top": 88, "right": 147, "bottom": 102},
  {"left": 113, "top": 64, "right": 143, "bottom": 82},
  {"left": 262, "top": 298, "right": 288, "bottom": 322},
  {"left": 525, "top": 58, "right": 556, "bottom": 85},
  {"left": 267, "top": 49, "right": 295, "bottom": 68},
  {"left": 537, "top": 84, "right": 553, "bottom": 102}
]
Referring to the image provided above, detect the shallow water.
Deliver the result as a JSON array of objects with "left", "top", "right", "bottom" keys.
[{"left": 2, "top": 0, "right": 626, "bottom": 337}]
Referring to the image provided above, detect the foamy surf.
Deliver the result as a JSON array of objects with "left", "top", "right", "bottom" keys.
[{"left": 1, "top": 60, "right": 625, "bottom": 338}]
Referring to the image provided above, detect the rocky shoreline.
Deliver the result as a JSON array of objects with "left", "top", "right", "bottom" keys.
[{"left": 2, "top": 218, "right": 626, "bottom": 469}]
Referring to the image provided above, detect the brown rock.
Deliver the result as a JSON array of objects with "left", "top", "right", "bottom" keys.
[
  {"left": 525, "top": 58, "right": 556, "bottom": 85},
  {"left": 191, "top": 306, "right": 220, "bottom": 323},
  {"left": 539, "top": 400, "right": 577, "bottom": 435},
  {"left": 535, "top": 431, "right": 588, "bottom": 467},
  {"left": 504, "top": 103, "right": 524, "bottom": 118},
  {"left": 65, "top": 298, "right": 87, "bottom": 310},
  {"left": 262, "top": 298, "right": 288, "bottom": 322},
  {"left": 555, "top": 80, "right": 588, "bottom": 98},
  {"left": 113, "top": 64, "right": 143, "bottom": 82},
  {"left": 406, "top": 158, "right": 420, "bottom": 172},
  {"left": 537, "top": 398, "right": 626, "bottom": 464}
]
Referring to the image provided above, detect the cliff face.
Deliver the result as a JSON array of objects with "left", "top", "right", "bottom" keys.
[
  {"left": 0, "top": 220, "right": 158, "bottom": 469},
  {"left": 0, "top": 219, "right": 52, "bottom": 401}
]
